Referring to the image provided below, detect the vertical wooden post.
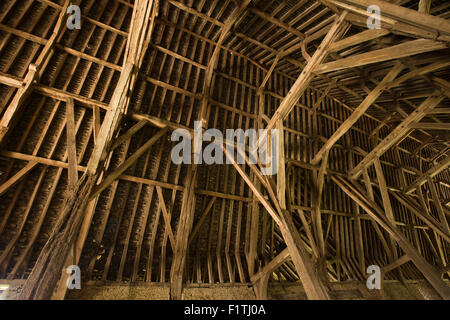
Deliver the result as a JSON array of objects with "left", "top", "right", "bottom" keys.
[
  {"left": 16, "top": 0, "right": 157, "bottom": 300},
  {"left": 65, "top": 99, "right": 78, "bottom": 190},
  {"left": 277, "top": 119, "right": 286, "bottom": 210}
]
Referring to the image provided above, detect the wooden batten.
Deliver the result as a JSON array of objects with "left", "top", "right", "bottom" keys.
[
  {"left": 0, "top": 0, "right": 448, "bottom": 301},
  {"left": 15, "top": 0, "right": 158, "bottom": 300}
]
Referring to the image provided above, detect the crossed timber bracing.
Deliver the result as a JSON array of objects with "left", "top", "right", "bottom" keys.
[{"left": 0, "top": 0, "right": 449, "bottom": 300}]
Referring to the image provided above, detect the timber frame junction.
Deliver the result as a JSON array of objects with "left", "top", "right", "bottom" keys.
[{"left": 0, "top": 0, "right": 449, "bottom": 300}]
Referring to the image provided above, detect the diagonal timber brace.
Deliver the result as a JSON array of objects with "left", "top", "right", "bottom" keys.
[
  {"left": 332, "top": 175, "right": 450, "bottom": 299},
  {"left": 0, "top": 0, "right": 75, "bottom": 145},
  {"left": 169, "top": 0, "right": 251, "bottom": 300},
  {"left": 16, "top": 0, "right": 158, "bottom": 300}
]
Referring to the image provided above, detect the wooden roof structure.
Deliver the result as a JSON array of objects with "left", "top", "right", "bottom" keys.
[{"left": 0, "top": 0, "right": 449, "bottom": 300}]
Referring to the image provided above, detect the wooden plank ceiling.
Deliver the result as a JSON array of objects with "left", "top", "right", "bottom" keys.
[{"left": 0, "top": 0, "right": 449, "bottom": 299}]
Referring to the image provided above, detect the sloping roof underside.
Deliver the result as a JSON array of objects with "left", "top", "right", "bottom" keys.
[{"left": 0, "top": 0, "right": 449, "bottom": 286}]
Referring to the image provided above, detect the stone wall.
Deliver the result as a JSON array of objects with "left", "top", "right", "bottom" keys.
[
  {"left": 67, "top": 283, "right": 170, "bottom": 300},
  {"left": 183, "top": 285, "right": 256, "bottom": 300},
  {"left": 67, "top": 282, "right": 256, "bottom": 300}
]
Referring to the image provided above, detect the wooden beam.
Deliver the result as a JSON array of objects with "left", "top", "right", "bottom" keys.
[
  {"left": 166, "top": 0, "right": 223, "bottom": 27},
  {"left": 0, "top": 0, "right": 72, "bottom": 145},
  {"left": 93, "top": 106, "right": 101, "bottom": 144},
  {"left": 286, "top": 166, "right": 320, "bottom": 258},
  {"left": 0, "top": 72, "right": 22, "bottom": 87},
  {"left": 249, "top": 52, "right": 280, "bottom": 277},
  {"left": 374, "top": 158, "right": 401, "bottom": 265},
  {"left": 315, "top": 39, "right": 446, "bottom": 74},
  {"left": 334, "top": 0, "right": 450, "bottom": 36},
  {"left": 247, "top": 186, "right": 260, "bottom": 276},
  {"left": 349, "top": 92, "right": 445, "bottom": 179},
  {"left": 0, "top": 64, "right": 38, "bottom": 144},
  {"left": 169, "top": 0, "right": 250, "bottom": 300},
  {"left": 311, "top": 62, "right": 403, "bottom": 165},
  {"left": 405, "top": 154, "right": 450, "bottom": 194},
  {"left": 418, "top": 0, "right": 432, "bottom": 13},
  {"left": 311, "top": 150, "right": 329, "bottom": 257},
  {"left": 170, "top": 165, "right": 197, "bottom": 299},
  {"left": 6, "top": 107, "right": 87, "bottom": 282},
  {"left": 391, "top": 191, "right": 450, "bottom": 242},
  {"left": 248, "top": 7, "right": 305, "bottom": 40},
  {"left": 410, "top": 123, "right": 450, "bottom": 131},
  {"left": 222, "top": 145, "right": 330, "bottom": 299},
  {"left": 332, "top": 175, "right": 450, "bottom": 299},
  {"left": 90, "top": 127, "right": 168, "bottom": 199},
  {"left": 0, "top": 161, "right": 39, "bottom": 197},
  {"left": 87, "top": 0, "right": 157, "bottom": 176},
  {"left": 86, "top": 62, "right": 135, "bottom": 174},
  {"left": 198, "top": 0, "right": 251, "bottom": 126},
  {"left": 387, "top": 61, "right": 450, "bottom": 90},
  {"left": 327, "top": 0, "right": 450, "bottom": 41},
  {"left": 156, "top": 186, "right": 176, "bottom": 252},
  {"left": 381, "top": 255, "right": 411, "bottom": 275},
  {"left": 188, "top": 196, "right": 217, "bottom": 245},
  {"left": 51, "top": 199, "right": 98, "bottom": 300},
  {"left": 259, "top": 55, "right": 280, "bottom": 91},
  {"left": 328, "top": 28, "right": 390, "bottom": 52},
  {"left": 277, "top": 119, "right": 286, "bottom": 210},
  {"left": 251, "top": 248, "right": 290, "bottom": 300},
  {"left": 111, "top": 120, "right": 148, "bottom": 151},
  {"left": 250, "top": 248, "right": 290, "bottom": 283},
  {"left": 222, "top": 145, "right": 281, "bottom": 226},
  {"left": 265, "top": 12, "right": 349, "bottom": 131},
  {"left": 374, "top": 159, "right": 396, "bottom": 225},
  {"left": 253, "top": 273, "right": 270, "bottom": 300},
  {"left": 427, "top": 178, "right": 450, "bottom": 233},
  {"left": 429, "top": 108, "right": 450, "bottom": 114},
  {"left": 16, "top": 0, "right": 157, "bottom": 300},
  {"left": 278, "top": 209, "right": 330, "bottom": 299},
  {"left": 0, "top": 150, "right": 252, "bottom": 203},
  {"left": 362, "top": 168, "right": 394, "bottom": 260}
]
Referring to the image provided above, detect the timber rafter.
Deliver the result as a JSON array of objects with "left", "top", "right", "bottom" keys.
[{"left": 0, "top": 0, "right": 448, "bottom": 301}]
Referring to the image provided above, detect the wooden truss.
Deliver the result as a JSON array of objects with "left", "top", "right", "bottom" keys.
[{"left": 0, "top": 0, "right": 448, "bottom": 300}]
